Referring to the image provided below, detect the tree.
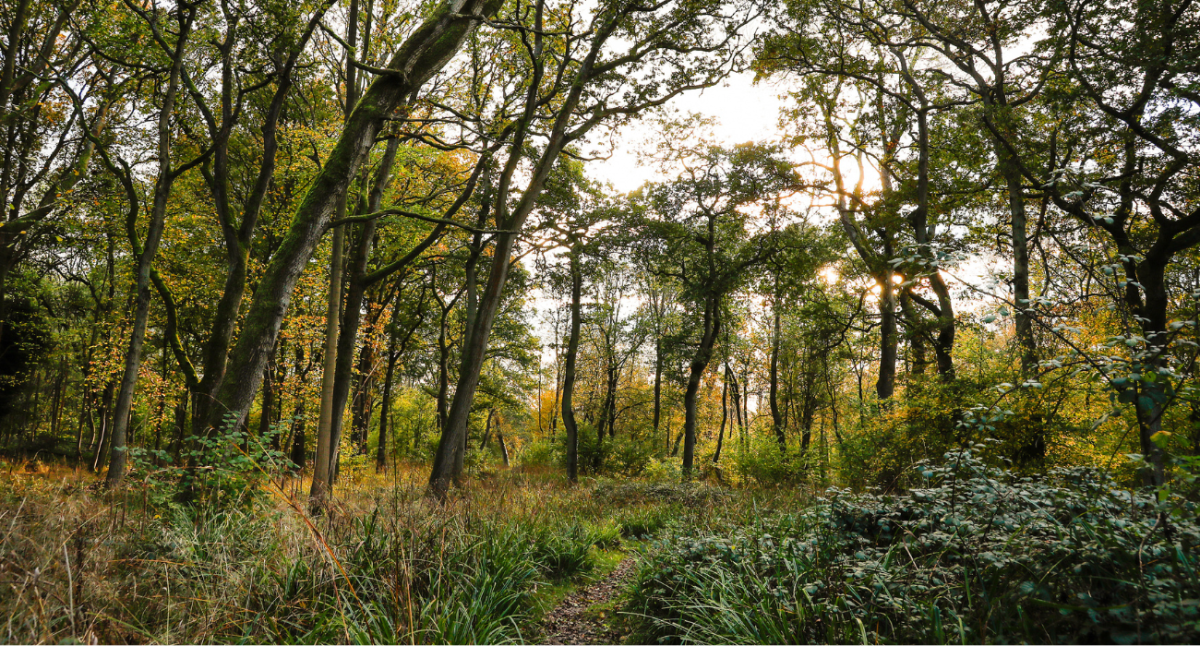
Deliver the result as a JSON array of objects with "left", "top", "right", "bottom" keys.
[
  {"left": 102, "top": 1, "right": 199, "bottom": 488},
  {"left": 202, "top": 0, "right": 504, "bottom": 442},
  {"left": 1029, "top": 0, "right": 1200, "bottom": 484},
  {"left": 532, "top": 161, "right": 609, "bottom": 482},
  {"left": 0, "top": 0, "right": 91, "bottom": 342},
  {"left": 427, "top": 0, "right": 758, "bottom": 498},
  {"left": 631, "top": 143, "right": 801, "bottom": 477}
]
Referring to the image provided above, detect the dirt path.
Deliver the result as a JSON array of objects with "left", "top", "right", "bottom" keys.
[{"left": 540, "top": 557, "right": 637, "bottom": 645}]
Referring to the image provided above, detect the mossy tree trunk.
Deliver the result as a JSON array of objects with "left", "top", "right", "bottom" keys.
[{"left": 207, "top": 0, "right": 504, "bottom": 446}]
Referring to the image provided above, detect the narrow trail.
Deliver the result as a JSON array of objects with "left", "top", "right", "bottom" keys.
[{"left": 541, "top": 557, "right": 637, "bottom": 645}]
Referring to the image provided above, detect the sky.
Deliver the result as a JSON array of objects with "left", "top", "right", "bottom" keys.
[
  {"left": 587, "top": 71, "right": 792, "bottom": 193},
  {"left": 525, "top": 67, "right": 1000, "bottom": 359},
  {"left": 525, "top": 72, "right": 792, "bottom": 354}
]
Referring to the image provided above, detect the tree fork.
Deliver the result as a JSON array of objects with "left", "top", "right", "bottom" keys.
[{"left": 206, "top": 0, "right": 504, "bottom": 442}]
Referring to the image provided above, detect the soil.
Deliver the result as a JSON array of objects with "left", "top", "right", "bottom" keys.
[{"left": 540, "top": 557, "right": 637, "bottom": 645}]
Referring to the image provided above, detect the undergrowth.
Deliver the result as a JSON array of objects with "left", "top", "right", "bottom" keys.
[
  {"left": 625, "top": 450, "right": 1200, "bottom": 644},
  {"left": 0, "top": 463, "right": 786, "bottom": 644}
]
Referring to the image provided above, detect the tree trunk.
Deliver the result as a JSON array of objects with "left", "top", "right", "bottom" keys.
[
  {"left": 170, "top": 394, "right": 186, "bottom": 462},
  {"left": 311, "top": 220, "right": 345, "bottom": 505},
  {"left": 207, "top": 0, "right": 503, "bottom": 441},
  {"left": 560, "top": 253, "right": 582, "bottom": 482},
  {"left": 311, "top": 0, "right": 363, "bottom": 506},
  {"left": 287, "top": 344, "right": 309, "bottom": 471},
  {"left": 184, "top": 2, "right": 325, "bottom": 445},
  {"left": 480, "top": 408, "right": 494, "bottom": 449},
  {"left": 91, "top": 382, "right": 114, "bottom": 473},
  {"left": 909, "top": 108, "right": 955, "bottom": 381},
  {"left": 593, "top": 348, "right": 615, "bottom": 472},
  {"left": 106, "top": 12, "right": 193, "bottom": 488},
  {"left": 997, "top": 151, "right": 1036, "bottom": 372},
  {"left": 427, "top": 18, "right": 615, "bottom": 496},
  {"left": 347, "top": 288, "right": 378, "bottom": 455},
  {"left": 259, "top": 344, "right": 277, "bottom": 449},
  {"left": 605, "top": 358, "right": 619, "bottom": 439},
  {"left": 428, "top": 225, "right": 527, "bottom": 496},
  {"left": 1134, "top": 260, "right": 1170, "bottom": 486},
  {"left": 497, "top": 422, "right": 509, "bottom": 467},
  {"left": 899, "top": 289, "right": 928, "bottom": 375},
  {"left": 713, "top": 363, "right": 728, "bottom": 464},
  {"left": 800, "top": 371, "right": 817, "bottom": 456},
  {"left": 289, "top": 416, "right": 306, "bottom": 471},
  {"left": 652, "top": 338, "right": 663, "bottom": 434},
  {"left": 769, "top": 301, "right": 785, "bottom": 452},
  {"left": 436, "top": 302, "right": 451, "bottom": 433},
  {"left": 330, "top": 137, "right": 405, "bottom": 475},
  {"left": 876, "top": 272, "right": 898, "bottom": 400},
  {"left": 682, "top": 297, "right": 720, "bottom": 478},
  {"left": 727, "top": 364, "right": 744, "bottom": 435},
  {"left": 376, "top": 336, "right": 399, "bottom": 473}
]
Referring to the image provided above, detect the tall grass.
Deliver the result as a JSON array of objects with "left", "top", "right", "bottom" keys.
[{"left": 0, "top": 460, "right": 786, "bottom": 644}]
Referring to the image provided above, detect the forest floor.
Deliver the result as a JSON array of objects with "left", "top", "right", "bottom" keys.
[
  {"left": 8, "top": 456, "right": 1195, "bottom": 644},
  {"left": 0, "top": 457, "right": 801, "bottom": 644},
  {"left": 540, "top": 555, "right": 637, "bottom": 644}
]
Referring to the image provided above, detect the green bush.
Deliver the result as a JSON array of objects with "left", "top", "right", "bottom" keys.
[
  {"left": 728, "top": 433, "right": 827, "bottom": 486},
  {"left": 626, "top": 450, "right": 1200, "bottom": 644},
  {"left": 837, "top": 377, "right": 1096, "bottom": 491},
  {"left": 608, "top": 433, "right": 657, "bottom": 476},
  {"left": 643, "top": 456, "right": 682, "bottom": 481},
  {"left": 517, "top": 439, "right": 563, "bottom": 470},
  {"left": 616, "top": 505, "right": 676, "bottom": 539}
]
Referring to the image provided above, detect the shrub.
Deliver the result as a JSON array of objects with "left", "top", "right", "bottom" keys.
[
  {"left": 728, "top": 433, "right": 827, "bottom": 487},
  {"left": 608, "top": 433, "right": 657, "bottom": 476},
  {"left": 837, "top": 376, "right": 1107, "bottom": 491},
  {"left": 626, "top": 450, "right": 1200, "bottom": 644},
  {"left": 518, "top": 439, "right": 563, "bottom": 471},
  {"left": 616, "top": 505, "right": 676, "bottom": 539},
  {"left": 643, "top": 456, "right": 682, "bottom": 481}
]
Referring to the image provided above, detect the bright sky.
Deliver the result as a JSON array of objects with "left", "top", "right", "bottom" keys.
[
  {"left": 528, "top": 69, "right": 1000, "bottom": 360},
  {"left": 587, "top": 71, "right": 791, "bottom": 193},
  {"left": 527, "top": 72, "right": 789, "bottom": 338}
]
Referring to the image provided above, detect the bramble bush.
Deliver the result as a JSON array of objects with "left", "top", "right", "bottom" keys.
[
  {"left": 626, "top": 449, "right": 1200, "bottom": 644},
  {"left": 837, "top": 375, "right": 1104, "bottom": 491}
]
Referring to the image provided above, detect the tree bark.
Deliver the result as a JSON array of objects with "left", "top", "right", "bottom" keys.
[
  {"left": 311, "top": 220, "right": 345, "bottom": 504},
  {"left": 713, "top": 363, "right": 728, "bottom": 464},
  {"left": 310, "top": 0, "right": 362, "bottom": 507},
  {"left": 876, "top": 272, "right": 898, "bottom": 400},
  {"left": 997, "top": 150, "right": 1036, "bottom": 373},
  {"left": 1134, "top": 259, "right": 1170, "bottom": 486},
  {"left": 652, "top": 337, "right": 663, "bottom": 434},
  {"left": 188, "top": 4, "right": 326, "bottom": 443},
  {"left": 899, "top": 289, "right": 928, "bottom": 375},
  {"left": 480, "top": 408, "right": 494, "bottom": 448},
  {"left": 560, "top": 251, "right": 582, "bottom": 482},
  {"left": 376, "top": 305, "right": 401, "bottom": 472},
  {"left": 906, "top": 108, "right": 955, "bottom": 380},
  {"left": 259, "top": 343, "right": 277, "bottom": 448},
  {"left": 428, "top": 5, "right": 630, "bottom": 497},
  {"left": 208, "top": 0, "right": 504, "bottom": 440},
  {"left": 769, "top": 299, "right": 785, "bottom": 451},
  {"left": 106, "top": 10, "right": 193, "bottom": 488},
  {"left": 496, "top": 422, "right": 509, "bottom": 467},
  {"left": 682, "top": 297, "right": 720, "bottom": 478}
]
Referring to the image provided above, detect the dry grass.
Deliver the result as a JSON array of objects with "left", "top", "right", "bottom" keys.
[{"left": 0, "top": 457, "right": 811, "bottom": 644}]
